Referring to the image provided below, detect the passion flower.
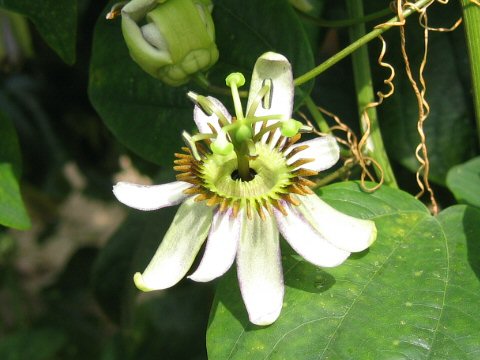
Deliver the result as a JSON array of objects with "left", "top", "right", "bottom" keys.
[{"left": 113, "top": 52, "right": 377, "bottom": 325}]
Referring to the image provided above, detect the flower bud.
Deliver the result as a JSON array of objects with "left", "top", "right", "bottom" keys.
[{"left": 121, "top": 0, "right": 219, "bottom": 86}]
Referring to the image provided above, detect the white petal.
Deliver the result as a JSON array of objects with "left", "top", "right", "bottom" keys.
[
  {"left": 247, "top": 52, "right": 294, "bottom": 144},
  {"left": 287, "top": 135, "right": 340, "bottom": 172},
  {"left": 194, "top": 96, "right": 231, "bottom": 134},
  {"left": 274, "top": 204, "right": 350, "bottom": 267},
  {"left": 247, "top": 52, "right": 294, "bottom": 119},
  {"left": 236, "top": 210, "right": 284, "bottom": 326},
  {"left": 188, "top": 209, "right": 240, "bottom": 282},
  {"left": 296, "top": 194, "right": 377, "bottom": 253},
  {"left": 134, "top": 198, "right": 213, "bottom": 291},
  {"left": 113, "top": 181, "right": 192, "bottom": 211}
]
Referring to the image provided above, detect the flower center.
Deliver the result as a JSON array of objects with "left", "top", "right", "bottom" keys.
[{"left": 174, "top": 133, "right": 318, "bottom": 219}]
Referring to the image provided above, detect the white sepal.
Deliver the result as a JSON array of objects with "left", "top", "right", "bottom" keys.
[
  {"left": 287, "top": 135, "right": 340, "bottom": 172},
  {"left": 134, "top": 198, "right": 213, "bottom": 291},
  {"left": 113, "top": 181, "right": 192, "bottom": 211},
  {"left": 274, "top": 203, "right": 350, "bottom": 267},
  {"left": 193, "top": 95, "right": 232, "bottom": 134},
  {"left": 247, "top": 52, "right": 294, "bottom": 145},
  {"left": 236, "top": 210, "right": 284, "bottom": 326},
  {"left": 188, "top": 209, "right": 240, "bottom": 282},
  {"left": 296, "top": 194, "right": 377, "bottom": 253}
]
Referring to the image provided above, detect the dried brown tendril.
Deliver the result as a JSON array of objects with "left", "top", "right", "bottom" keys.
[
  {"left": 376, "top": 0, "right": 441, "bottom": 214},
  {"left": 298, "top": 34, "right": 398, "bottom": 193}
]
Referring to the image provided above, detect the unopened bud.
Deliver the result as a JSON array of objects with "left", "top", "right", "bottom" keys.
[{"left": 121, "top": 0, "right": 219, "bottom": 86}]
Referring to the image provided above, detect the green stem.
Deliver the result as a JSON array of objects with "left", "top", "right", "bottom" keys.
[
  {"left": 460, "top": 0, "right": 480, "bottom": 143},
  {"left": 313, "top": 162, "right": 355, "bottom": 188},
  {"left": 297, "top": 6, "right": 393, "bottom": 28},
  {"left": 346, "top": 0, "right": 398, "bottom": 188},
  {"left": 303, "top": 95, "right": 331, "bottom": 133},
  {"left": 294, "top": 0, "right": 434, "bottom": 86}
]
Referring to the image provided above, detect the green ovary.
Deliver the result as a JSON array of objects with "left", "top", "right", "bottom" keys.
[{"left": 201, "top": 142, "right": 293, "bottom": 202}]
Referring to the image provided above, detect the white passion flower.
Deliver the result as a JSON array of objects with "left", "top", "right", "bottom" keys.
[{"left": 113, "top": 52, "right": 377, "bottom": 326}]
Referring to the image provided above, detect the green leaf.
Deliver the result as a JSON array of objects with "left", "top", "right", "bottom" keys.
[
  {"left": 0, "top": 0, "right": 77, "bottom": 64},
  {"left": 0, "top": 112, "right": 30, "bottom": 229},
  {"left": 0, "top": 328, "right": 66, "bottom": 360},
  {"left": 376, "top": 4, "right": 476, "bottom": 184},
  {"left": 446, "top": 156, "right": 480, "bottom": 208},
  {"left": 433, "top": 205, "right": 480, "bottom": 357},
  {"left": 207, "top": 182, "right": 480, "bottom": 359},
  {"left": 89, "top": 0, "right": 314, "bottom": 165}
]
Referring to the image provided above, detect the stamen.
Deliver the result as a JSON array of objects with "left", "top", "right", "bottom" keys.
[
  {"left": 271, "top": 199, "right": 288, "bottom": 216},
  {"left": 256, "top": 204, "right": 266, "bottom": 221},
  {"left": 285, "top": 145, "right": 309, "bottom": 159},
  {"left": 246, "top": 201, "right": 252, "bottom": 220},
  {"left": 281, "top": 133, "right": 302, "bottom": 151},
  {"left": 297, "top": 177, "right": 317, "bottom": 188},
  {"left": 219, "top": 198, "right": 229, "bottom": 213},
  {"left": 272, "top": 135, "right": 286, "bottom": 149},
  {"left": 232, "top": 200, "right": 240, "bottom": 217},
  {"left": 183, "top": 187, "right": 203, "bottom": 195},
  {"left": 294, "top": 168, "right": 319, "bottom": 177},
  {"left": 174, "top": 152, "right": 192, "bottom": 159},
  {"left": 204, "top": 194, "right": 216, "bottom": 206},
  {"left": 225, "top": 73, "right": 246, "bottom": 120},
  {"left": 289, "top": 158, "right": 315, "bottom": 169},
  {"left": 173, "top": 165, "right": 191, "bottom": 172},
  {"left": 194, "top": 193, "right": 210, "bottom": 202},
  {"left": 283, "top": 194, "right": 301, "bottom": 206},
  {"left": 174, "top": 158, "right": 191, "bottom": 165}
]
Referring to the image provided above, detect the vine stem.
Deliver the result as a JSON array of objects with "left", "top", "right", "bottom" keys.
[
  {"left": 346, "top": 0, "right": 398, "bottom": 188},
  {"left": 460, "top": 0, "right": 480, "bottom": 143},
  {"left": 293, "top": 0, "right": 434, "bottom": 86}
]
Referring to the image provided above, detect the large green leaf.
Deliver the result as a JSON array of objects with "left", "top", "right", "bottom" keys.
[
  {"left": 0, "top": 111, "right": 30, "bottom": 229},
  {"left": 374, "top": 3, "right": 476, "bottom": 184},
  {"left": 0, "top": 0, "right": 77, "bottom": 64},
  {"left": 446, "top": 156, "right": 480, "bottom": 208},
  {"left": 0, "top": 328, "right": 66, "bottom": 360},
  {"left": 207, "top": 182, "right": 480, "bottom": 359},
  {"left": 89, "top": 0, "right": 314, "bottom": 165}
]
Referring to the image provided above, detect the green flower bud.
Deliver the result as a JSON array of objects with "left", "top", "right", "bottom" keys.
[
  {"left": 121, "top": 0, "right": 219, "bottom": 86},
  {"left": 280, "top": 119, "right": 303, "bottom": 137}
]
